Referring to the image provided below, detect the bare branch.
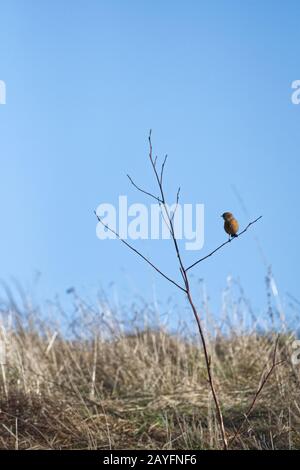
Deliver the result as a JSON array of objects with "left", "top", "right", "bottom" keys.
[
  {"left": 186, "top": 216, "right": 263, "bottom": 272},
  {"left": 160, "top": 154, "right": 168, "bottom": 185},
  {"left": 94, "top": 211, "right": 186, "bottom": 293},
  {"left": 147, "top": 132, "right": 184, "bottom": 282},
  {"left": 158, "top": 202, "right": 172, "bottom": 233},
  {"left": 176, "top": 186, "right": 181, "bottom": 204},
  {"left": 171, "top": 187, "right": 181, "bottom": 223},
  {"left": 127, "top": 174, "right": 162, "bottom": 203},
  {"left": 148, "top": 134, "right": 187, "bottom": 278}
]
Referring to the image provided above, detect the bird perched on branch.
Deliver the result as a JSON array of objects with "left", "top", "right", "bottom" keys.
[{"left": 222, "top": 212, "right": 239, "bottom": 240}]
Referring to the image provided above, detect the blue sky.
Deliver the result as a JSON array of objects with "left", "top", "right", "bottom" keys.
[{"left": 0, "top": 0, "right": 299, "bottom": 319}]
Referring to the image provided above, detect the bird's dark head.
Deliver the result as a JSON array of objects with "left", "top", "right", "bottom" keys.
[{"left": 221, "top": 212, "right": 233, "bottom": 221}]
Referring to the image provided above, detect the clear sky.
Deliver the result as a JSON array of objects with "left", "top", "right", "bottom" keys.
[{"left": 0, "top": 1, "right": 299, "bottom": 320}]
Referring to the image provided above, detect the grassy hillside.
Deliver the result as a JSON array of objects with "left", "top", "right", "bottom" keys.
[{"left": 0, "top": 290, "right": 299, "bottom": 450}]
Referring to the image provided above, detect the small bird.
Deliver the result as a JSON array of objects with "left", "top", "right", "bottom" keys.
[{"left": 221, "top": 212, "right": 239, "bottom": 240}]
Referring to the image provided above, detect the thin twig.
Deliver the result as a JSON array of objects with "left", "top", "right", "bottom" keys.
[
  {"left": 160, "top": 154, "right": 168, "bottom": 185},
  {"left": 171, "top": 187, "right": 181, "bottom": 223},
  {"left": 159, "top": 202, "right": 172, "bottom": 233},
  {"left": 127, "top": 174, "right": 162, "bottom": 203},
  {"left": 148, "top": 133, "right": 186, "bottom": 279},
  {"left": 186, "top": 216, "right": 263, "bottom": 272},
  {"left": 94, "top": 211, "right": 186, "bottom": 293},
  {"left": 176, "top": 186, "right": 180, "bottom": 204}
]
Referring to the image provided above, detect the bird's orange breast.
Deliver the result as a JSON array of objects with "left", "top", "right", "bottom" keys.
[{"left": 224, "top": 218, "right": 239, "bottom": 235}]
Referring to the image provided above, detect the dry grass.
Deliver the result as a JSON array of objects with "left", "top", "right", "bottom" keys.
[{"left": 0, "top": 289, "right": 299, "bottom": 450}]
